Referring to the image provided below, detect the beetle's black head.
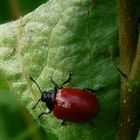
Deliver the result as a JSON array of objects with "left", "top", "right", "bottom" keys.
[
  {"left": 40, "top": 90, "right": 56, "bottom": 111},
  {"left": 30, "top": 76, "right": 57, "bottom": 111},
  {"left": 41, "top": 90, "right": 55, "bottom": 102}
]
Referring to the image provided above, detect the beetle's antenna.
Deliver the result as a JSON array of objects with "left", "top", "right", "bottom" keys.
[
  {"left": 32, "top": 99, "right": 41, "bottom": 110},
  {"left": 51, "top": 77, "right": 59, "bottom": 89},
  {"left": 30, "top": 76, "right": 43, "bottom": 93}
]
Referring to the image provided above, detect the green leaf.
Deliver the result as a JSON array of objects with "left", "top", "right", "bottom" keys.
[
  {"left": 137, "top": 130, "right": 140, "bottom": 140},
  {"left": 0, "top": 0, "right": 119, "bottom": 139},
  {"left": 0, "top": 76, "right": 8, "bottom": 88}
]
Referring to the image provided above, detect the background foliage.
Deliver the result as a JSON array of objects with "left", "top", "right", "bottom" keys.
[
  {"left": 0, "top": 0, "right": 140, "bottom": 140},
  {"left": 0, "top": 0, "right": 47, "bottom": 23}
]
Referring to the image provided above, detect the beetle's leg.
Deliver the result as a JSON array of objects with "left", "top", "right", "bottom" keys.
[
  {"left": 38, "top": 110, "right": 52, "bottom": 118},
  {"left": 83, "top": 88, "right": 97, "bottom": 93},
  {"left": 83, "top": 85, "right": 106, "bottom": 95},
  {"left": 60, "top": 72, "right": 72, "bottom": 88},
  {"left": 32, "top": 99, "right": 41, "bottom": 110},
  {"left": 89, "top": 122, "right": 96, "bottom": 128},
  {"left": 50, "top": 78, "right": 59, "bottom": 99},
  {"left": 61, "top": 120, "right": 66, "bottom": 126}
]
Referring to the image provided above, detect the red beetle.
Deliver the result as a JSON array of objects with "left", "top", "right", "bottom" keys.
[{"left": 30, "top": 72, "right": 100, "bottom": 124}]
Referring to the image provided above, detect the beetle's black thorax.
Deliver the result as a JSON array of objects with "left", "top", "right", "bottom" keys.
[{"left": 41, "top": 90, "right": 57, "bottom": 111}]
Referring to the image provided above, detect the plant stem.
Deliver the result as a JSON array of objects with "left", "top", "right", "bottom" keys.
[{"left": 117, "top": 0, "right": 140, "bottom": 140}]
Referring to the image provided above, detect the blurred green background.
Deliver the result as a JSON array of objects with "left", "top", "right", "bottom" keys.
[
  {"left": 0, "top": 0, "right": 47, "bottom": 23},
  {"left": 0, "top": 0, "right": 57, "bottom": 140}
]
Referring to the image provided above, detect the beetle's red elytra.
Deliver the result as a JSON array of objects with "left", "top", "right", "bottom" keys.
[
  {"left": 30, "top": 72, "right": 100, "bottom": 125},
  {"left": 53, "top": 88, "right": 99, "bottom": 122}
]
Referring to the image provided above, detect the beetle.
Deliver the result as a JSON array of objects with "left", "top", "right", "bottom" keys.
[{"left": 30, "top": 72, "right": 100, "bottom": 124}]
